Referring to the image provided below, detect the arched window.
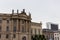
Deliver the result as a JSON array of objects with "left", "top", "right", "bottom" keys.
[{"left": 22, "top": 36, "right": 26, "bottom": 40}]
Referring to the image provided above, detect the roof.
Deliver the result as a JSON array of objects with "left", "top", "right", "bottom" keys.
[
  {"left": 43, "top": 29, "right": 60, "bottom": 33},
  {"left": 31, "top": 22, "right": 42, "bottom": 26}
]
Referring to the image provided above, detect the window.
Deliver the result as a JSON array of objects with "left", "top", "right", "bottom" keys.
[
  {"left": 13, "top": 34, "right": 16, "bottom": 38},
  {"left": 0, "top": 34, "right": 1, "bottom": 38},
  {"left": 22, "top": 25, "right": 26, "bottom": 32},
  {"left": 13, "top": 20, "right": 17, "bottom": 25},
  {"left": 22, "top": 26, "right": 24, "bottom": 32},
  {"left": 38, "top": 29, "right": 40, "bottom": 34},
  {"left": 22, "top": 20, "right": 25, "bottom": 24},
  {"left": 0, "top": 26, "right": 1, "bottom": 32},
  {"left": 13, "top": 26, "right": 16, "bottom": 32},
  {"left": 0, "top": 20, "right": 2, "bottom": 23},
  {"left": 6, "top": 26, "right": 9, "bottom": 32},
  {"left": 6, "top": 34, "right": 9, "bottom": 39},
  {"left": 35, "top": 29, "right": 36, "bottom": 34},
  {"left": 57, "top": 37, "right": 59, "bottom": 40},
  {"left": 7, "top": 20, "right": 9, "bottom": 23},
  {"left": 31, "top": 29, "right": 32, "bottom": 34}
]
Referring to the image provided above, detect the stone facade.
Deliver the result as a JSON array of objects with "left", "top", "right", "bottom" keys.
[
  {"left": 0, "top": 9, "right": 42, "bottom": 40},
  {"left": 43, "top": 29, "right": 54, "bottom": 40},
  {"left": 31, "top": 22, "right": 42, "bottom": 35},
  {"left": 43, "top": 29, "right": 60, "bottom": 40},
  {"left": 0, "top": 9, "right": 31, "bottom": 40}
]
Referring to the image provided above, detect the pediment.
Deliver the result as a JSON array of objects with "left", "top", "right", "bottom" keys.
[{"left": 18, "top": 13, "right": 28, "bottom": 19}]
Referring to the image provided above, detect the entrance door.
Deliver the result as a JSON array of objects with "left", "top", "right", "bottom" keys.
[{"left": 22, "top": 36, "right": 26, "bottom": 40}]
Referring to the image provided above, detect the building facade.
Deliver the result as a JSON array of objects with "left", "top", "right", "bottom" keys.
[
  {"left": 54, "top": 32, "right": 60, "bottom": 40},
  {"left": 43, "top": 29, "right": 54, "bottom": 40},
  {"left": 31, "top": 22, "right": 42, "bottom": 35},
  {"left": 0, "top": 9, "right": 31, "bottom": 40},
  {"left": 43, "top": 29, "right": 60, "bottom": 40},
  {"left": 46, "top": 22, "right": 58, "bottom": 30},
  {"left": 0, "top": 9, "right": 42, "bottom": 40}
]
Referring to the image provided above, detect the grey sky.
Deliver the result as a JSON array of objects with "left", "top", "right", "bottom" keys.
[{"left": 0, "top": 0, "right": 60, "bottom": 28}]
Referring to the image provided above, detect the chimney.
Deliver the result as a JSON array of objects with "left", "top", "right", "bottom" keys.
[
  {"left": 12, "top": 9, "right": 14, "bottom": 14},
  {"left": 23, "top": 9, "right": 25, "bottom": 12},
  {"left": 40, "top": 21, "right": 42, "bottom": 25},
  {"left": 29, "top": 12, "right": 31, "bottom": 17},
  {"left": 17, "top": 9, "right": 19, "bottom": 14}
]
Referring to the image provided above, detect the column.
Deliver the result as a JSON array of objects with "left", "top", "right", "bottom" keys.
[
  {"left": 10, "top": 19, "right": 13, "bottom": 40},
  {"left": 25, "top": 21, "right": 28, "bottom": 32},
  {"left": 29, "top": 21, "right": 31, "bottom": 33}
]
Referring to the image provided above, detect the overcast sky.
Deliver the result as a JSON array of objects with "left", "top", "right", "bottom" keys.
[{"left": 0, "top": 0, "right": 60, "bottom": 29}]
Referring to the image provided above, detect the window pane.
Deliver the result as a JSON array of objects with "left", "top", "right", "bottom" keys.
[
  {"left": 13, "top": 26, "right": 16, "bottom": 32},
  {"left": 13, "top": 20, "right": 17, "bottom": 25},
  {"left": 22, "top": 26, "right": 25, "bottom": 32},
  {"left": 22, "top": 26, "right": 24, "bottom": 32},
  {"left": 38, "top": 29, "right": 40, "bottom": 34},
  {"left": 6, "top": 34, "right": 9, "bottom": 39},
  {"left": 35, "top": 29, "right": 36, "bottom": 34},
  {"left": 7, "top": 20, "right": 9, "bottom": 23},
  {"left": 22, "top": 20, "right": 25, "bottom": 24},
  {"left": 0, "top": 34, "right": 1, "bottom": 38},
  {"left": 6, "top": 26, "right": 9, "bottom": 32},
  {"left": 0, "top": 20, "right": 2, "bottom": 23},
  {"left": 13, "top": 34, "right": 16, "bottom": 38},
  {"left": 0, "top": 26, "right": 1, "bottom": 32},
  {"left": 31, "top": 29, "right": 32, "bottom": 34}
]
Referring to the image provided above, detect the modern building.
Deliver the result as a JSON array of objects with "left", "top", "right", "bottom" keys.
[
  {"left": 0, "top": 9, "right": 42, "bottom": 40},
  {"left": 31, "top": 22, "right": 42, "bottom": 35},
  {"left": 46, "top": 22, "right": 58, "bottom": 30}
]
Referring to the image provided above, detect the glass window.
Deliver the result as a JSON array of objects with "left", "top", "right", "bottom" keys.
[
  {"left": 13, "top": 26, "right": 16, "bottom": 32},
  {"left": 22, "top": 25, "right": 26, "bottom": 32},
  {"left": 0, "top": 34, "right": 1, "bottom": 38},
  {"left": 38, "top": 29, "right": 40, "bottom": 34},
  {"left": 58, "top": 37, "right": 59, "bottom": 40},
  {"left": 0, "top": 26, "right": 1, "bottom": 32},
  {"left": 31, "top": 29, "right": 32, "bottom": 34},
  {"left": 13, "top": 34, "right": 16, "bottom": 38},
  {"left": 6, "top": 34, "right": 9, "bottom": 39},
  {"left": 7, "top": 20, "right": 9, "bottom": 23},
  {"left": 35, "top": 29, "right": 36, "bottom": 34},
  {"left": 22, "top": 20, "right": 25, "bottom": 24},
  {"left": 6, "top": 26, "right": 9, "bottom": 32},
  {"left": 0, "top": 20, "right": 2, "bottom": 23},
  {"left": 22, "top": 26, "right": 24, "bottom": 32},
  {"left": 13, "top": 20, "right": 17, "bottom": 24}
]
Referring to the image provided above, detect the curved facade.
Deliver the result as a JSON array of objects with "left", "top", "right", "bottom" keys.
[
  {"left": 0, "top": 9, "right": 31, "bottom": 40},
  {"left": 0, "top": 9, "right": 42, "bottom": 40}
]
